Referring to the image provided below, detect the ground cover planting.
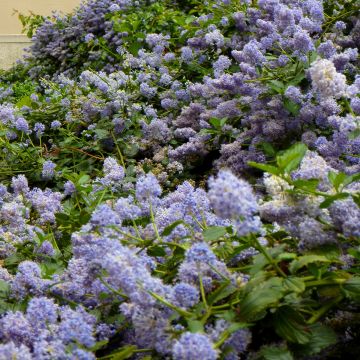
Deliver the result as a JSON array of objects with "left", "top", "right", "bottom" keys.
[{"left": 0, "top": 0, "right": 359, "bottom": 358}]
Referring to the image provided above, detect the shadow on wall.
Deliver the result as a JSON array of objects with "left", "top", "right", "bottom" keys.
[{"left": 0, "top": 35, "right": 31, "bottom": 70}]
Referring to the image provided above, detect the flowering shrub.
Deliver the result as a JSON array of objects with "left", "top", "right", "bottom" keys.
[{"left": 0, "top": 0, "right": 358, "bottom": 358}]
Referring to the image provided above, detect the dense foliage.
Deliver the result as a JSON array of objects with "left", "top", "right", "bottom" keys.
[{"left": 0, "top": 0, "right": 359, "bottom": 358}]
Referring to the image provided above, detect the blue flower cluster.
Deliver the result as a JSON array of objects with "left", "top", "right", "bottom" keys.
[{"left": 0, "top": 0, "right": 358, "bottom": 358}]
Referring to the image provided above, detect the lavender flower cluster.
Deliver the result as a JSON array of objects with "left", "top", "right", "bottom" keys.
[
  {"left": 0, "top": 0, "right": 358, "bottom": 358},
  {"left": 4, "top": 0, "right": 355, "bottom": 181},
  {"left": 0, "top": 167, "right": 257, "bottom": 358}
]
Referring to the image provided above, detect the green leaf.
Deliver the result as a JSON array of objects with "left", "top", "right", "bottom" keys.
[
  {"left": 161, "top": 220, "right": 186, "bottom": 237},
  {"left": 289, "top": 255, "right": 331, "bottom": 274},
  {"left": 308, "top": 243, "right": 341, "bottom": 260},
  {"left": 147, "top": 245, "right": 166, "bottom": 257},
  {"left": 209, "top": 117, "right": 221, "bottom": 128},
  {"left": 327, "top": 171, "right": 360, "bottom": 192},
  {"left": 209, "top": 117, "right": 227, "bottom": 129},
  {"left": 342, "top": 277, "right": 360, "bottom": 299},
  {"left": 261, "top": 346, "right": 294, "bottom": 360},
  {"left": 0, "top": 280, "right": 10, "bottom": 295},
  {"left": 319, "top": 193, "right": 349, "bottom": 208},
  {"left": 128, "top": 42, "right": 142, "bottom": 56},
  {"left": 106, "top": 345, "right": 138, "bottom": 360},
  {"left": 187, "top": 319, "right": 204, "bottom": 333},
  {"left": 203, "top": 226, "right": 227, "bottom": 242},
  {"left": 348, "top": 128, "right": 360, "bottom": 140},
  {"left": 94, "top": 129, "right": 109, "bottom": 140},
  {"left": 248, "top": 161, "right": 280, "bottom": 175},
  {"left": 123, "top": 143, "right": 139, "bottom": 157},
  {"left": 295, "top": 324, "right": 337, "bottom": 356},
  {"left": 78, "top": 174, "right": 90, "bottom": 185},
  {"left": 352, "top": 193, "right": 360, "bottom": 207},
  {"left": 268, "top": 80, "right": 285, "bottom": 94},
  {"left": 207, "top": 281, "right": 237, "bottom": 305},
  {"left": 283, "top": 98, "right": 301, "bottom": 116},
  {"left": 227, "top": 322, "right": 249, "bottom": 334},
  {"left": 276, "top": 143, "right": 307, "bottom": 174},
  {"left": 277, "top": 252, "right": 297, "bottom": 261},
  {"left": 185, "top": 15, "right": 196, "bottom": 24},
  {"left": 288, "top": 72, "right": 305, "bottom": 86},
  {"left": 273, "top": 306, "right": 311, "bottom": 344},
  {"left": 342, "top": 173, "right": 360, "bottom": 188},
  {"left": 222, "top": 310, "right": 236, "bottom": 322},
  {"left": 309, "top": 51, "right": 318, "bottom": 64},
  {"left": 347, "top": 248, "right": 360, "bottom": 260},
  {"left": 328, "top": 171, "right": 346, "bottom": 191},
  {"left": 259, "top": 142, "right": 277, "bottom": 157},
  {"left": 90, "top": 339, "right": 108, "bottom": 352},
  {"left": 249, "top": 246, "right": 287, "bottom": 277},
  {"left": 283, "top": 277, "right": 305, "bottom": 293},
  {"left": 16, "top": 95, "right": 32, "bottom": 108},
  {"left": 239, "top": 277, "right": 285, "bottom": 320},
  {"left": 292, "top": 179, "right": 319, "bottom": 192}
]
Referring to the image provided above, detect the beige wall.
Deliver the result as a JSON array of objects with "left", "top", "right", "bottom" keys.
[
  {"left": 0, "top": 35, "right": 31, "bottom": 69},
  {"left": 0, "top": 0, "right": 80, "bottom": 34},
  {"left": 0, "top": 1, "right": 80, "bottom": 69}
]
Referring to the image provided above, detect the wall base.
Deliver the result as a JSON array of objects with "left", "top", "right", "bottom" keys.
[{"left": 0, "top": 35, "right": 31, "bottom": 70}]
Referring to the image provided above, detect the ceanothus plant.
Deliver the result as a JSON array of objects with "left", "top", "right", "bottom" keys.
[{"left": 0, "top": 0, "right": 357, "bottom": 359}]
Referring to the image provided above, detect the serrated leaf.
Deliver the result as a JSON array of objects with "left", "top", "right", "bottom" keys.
[
  {"left": 294, "top": 324, "right": 337, "bottom": 356},
  {"left": 289, "top": 255, "right": 331, "bottom": 274},
  {"left": 203, "top": 226, "right": 227, "bottom": 242},
  {"left": 283, "top": 277, "right": 305, "bottom": 293},
  {"left": 276, "top": 143, "right": 307, "bottom": 174},
  {"left": 239, "top": 277, "right": 285, "bottom": 320},
  {"left": 274, "top": 306, "right": 311, "bottom": 344},
  {"left": 308, "top": 243, "right": 341, "bottom": 260},
  {"left": 261, "top": 346, "right": 294, "bottom": 360}
]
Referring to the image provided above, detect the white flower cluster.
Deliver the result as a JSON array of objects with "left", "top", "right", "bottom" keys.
[
  {"left": 263, "top": 173, "right": 293, "bottom": 200},
  {"left": 309, "top": 59, "right": 347, "bottom": 99}
]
